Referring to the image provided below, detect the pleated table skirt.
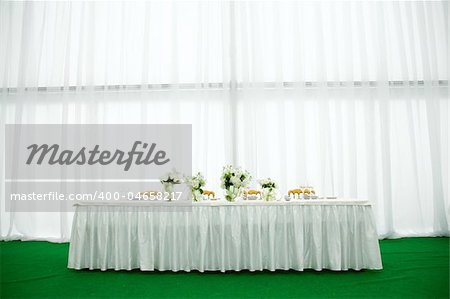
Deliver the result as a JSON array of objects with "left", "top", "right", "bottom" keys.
[{"left": 68, "top": 200, "right": 383, "bottom": 272}]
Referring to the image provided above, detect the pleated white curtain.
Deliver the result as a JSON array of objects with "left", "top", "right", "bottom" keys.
[
  {"left": 0, "top": 1, "right": 448, "bottom": 241},
  {"left": 1, "top": 1, "right": 448, "bottom": 88}
]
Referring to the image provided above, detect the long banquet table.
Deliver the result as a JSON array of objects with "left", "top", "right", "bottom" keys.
[{"left": 68, "top": 199, "right": 382, "bottom": 272}]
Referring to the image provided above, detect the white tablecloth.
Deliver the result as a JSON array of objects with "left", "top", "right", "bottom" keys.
[{"left": 68, "top": 199, "right": 382, "bottom": 272}]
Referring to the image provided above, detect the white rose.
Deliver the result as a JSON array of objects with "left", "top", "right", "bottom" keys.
[{"left": 230, "top": 176, "right": 241, "bottom": 186}]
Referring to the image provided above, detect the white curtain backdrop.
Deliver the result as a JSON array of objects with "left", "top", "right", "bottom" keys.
[{"left": 0, "top": 1, "right": 448, "bottom": 241}]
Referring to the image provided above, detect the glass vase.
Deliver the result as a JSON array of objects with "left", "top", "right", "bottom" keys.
[
  {"left": 192, "top": 189, "right": 203, "bottom": 202},
  {"left": 224, "top": 186, "right": 242, "bottom": 202},
  {"left": 163, "top": 182, "right": 174, "bottom": 200},
  {"left": 262, "top": 189, "right": 276, "bottom": 201}
]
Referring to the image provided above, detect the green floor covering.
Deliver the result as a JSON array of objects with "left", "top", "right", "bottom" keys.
[{"left": 1, "top": 237, "right": 448, "bottom": 298}]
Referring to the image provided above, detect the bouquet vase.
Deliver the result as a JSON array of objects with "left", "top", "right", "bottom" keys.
[
  {"left": 262, "top": 189, "right": 276, "bottom": 201},
  {"left": 225, "top": 186, "right": 242, "bottom": 202},
  {"left": 163, "top": 182, "right": 175, "bottom": 200},
  {"left": 192, "top": 189, "right": 203, "bottom": 202}
]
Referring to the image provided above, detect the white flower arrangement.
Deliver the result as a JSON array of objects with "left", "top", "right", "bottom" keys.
[
  {"left": 185, "top": 172, "right": 206, "bottom": 201},
  {"left": 221, "top": 165, "right": 251, "bottom": 201},
  {"left": 258, "top": 178, "right": 277, "bottom": 191},
  {"left": 160, "top": 170, "right": 183, "bottom": 200},
  {"left": 160, "top": 170, "right": 182, "bottom": 184},
  {"left": 258, "top": 178, "right": 278, "bottom": 201}
]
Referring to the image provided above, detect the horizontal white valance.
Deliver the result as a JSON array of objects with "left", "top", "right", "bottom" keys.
[{"left": 0, "top": 1, "right": 447, "bottom": 89}]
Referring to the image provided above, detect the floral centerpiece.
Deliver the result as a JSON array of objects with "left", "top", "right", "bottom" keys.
[
  {"left": 258, "top": 178, "right": 277, "bottom": 201},
  {"left": 160, "top": 170, "right": 182, "bottom": 199},
  {"left": 185, "top": 172, "right": 206, "bottom": 202},
  {"left": 220, "top": 165, "right": 251, "bottom": 202}
]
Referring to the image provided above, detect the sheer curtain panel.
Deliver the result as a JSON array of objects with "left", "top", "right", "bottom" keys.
[{"left": 0, "top": 1, "right": 448, "bottom": 241}]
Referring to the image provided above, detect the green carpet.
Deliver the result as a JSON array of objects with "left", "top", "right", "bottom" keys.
[{"left": 1, "top": 238, "right": 448, "bottom": 298}]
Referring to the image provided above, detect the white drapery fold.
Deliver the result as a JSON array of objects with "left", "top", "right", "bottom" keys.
[
  {"left": 0, "top": 1, "right": 448, "bottom": 241},
  {"left": 1, "top": 1, "right": 447, "bottom": 89},
  {"left": 68, "top": 203, "right": 382, "bottom": 271}
]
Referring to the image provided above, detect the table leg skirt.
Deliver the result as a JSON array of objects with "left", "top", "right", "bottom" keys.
[{"left": 68, "top": 205, "right": 383, "bottom": 272}]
